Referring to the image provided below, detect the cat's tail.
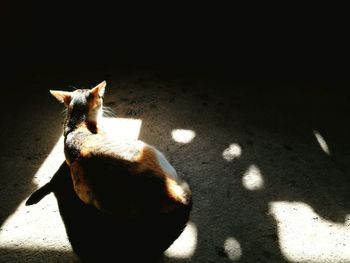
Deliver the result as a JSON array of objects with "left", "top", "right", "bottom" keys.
[{"left": 25, "top": 182, "right": 53, "bottom": 206}]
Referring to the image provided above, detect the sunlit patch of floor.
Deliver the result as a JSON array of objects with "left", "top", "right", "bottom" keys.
[
  {"left": 222, "top": 143, "right": 242, "bottom": 161},
  {"left": 164, "top": 221, "right": 197, "bottom": 259},
  {"left": 0, "top": 247, "right": 75, "bottom": 263},
  {"left": 224, "top": 237, "right": 242, "bottom": 261},
  {"left": 0, "top": 134, "right": 73, "bottom": 258},
  {"left": 0, "top": 195, "right": 77, "bottom": 260},
  {"left": 101, "top": 117, "right": 142, "bottom": 143},
  {"left": 269, "top": 201, "right": 350, "bottom": 262},
  {"left": 242, "top": 164, "right": 264, "bottom": 191},
  {"left": 171, "top": 129, "right": 196, "bottom": 144}
]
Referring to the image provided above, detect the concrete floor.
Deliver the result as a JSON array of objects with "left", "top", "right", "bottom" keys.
[{"left": 1, "top": 65, "right": 350, "bottom": 262}]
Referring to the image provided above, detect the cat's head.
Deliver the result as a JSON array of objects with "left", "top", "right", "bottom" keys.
[{"left": 50, "top": 81, "right": 106, "bottom": 124}]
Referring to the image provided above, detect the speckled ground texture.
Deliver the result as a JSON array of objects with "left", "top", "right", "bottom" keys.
[{"left": 1, "top": 65, "right": 350, "bottom": 263}]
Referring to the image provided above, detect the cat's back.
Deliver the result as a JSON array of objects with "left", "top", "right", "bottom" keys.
[
  {"left": 67, "top": 126, "right": 177, "bottom": 178},
  {"left": 65, "top": 127, "right": 143, "bottom": 164},
  {"left": 65, "top": 127, "right": 189, "bottom": 215}
]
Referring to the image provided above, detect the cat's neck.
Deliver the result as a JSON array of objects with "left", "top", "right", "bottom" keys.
[
  {"left": 64, "top": 114, "right": 100, "bottom": 136},
  {"left": 64, "top": 106, "right": 103, "bottom": 137}
]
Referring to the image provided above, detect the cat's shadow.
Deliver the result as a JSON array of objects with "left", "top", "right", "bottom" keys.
[{"left": 26, "top": 162, "right": 191, "bottom": 263}]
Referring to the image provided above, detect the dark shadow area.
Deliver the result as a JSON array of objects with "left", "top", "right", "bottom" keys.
[{"left": 26, "top": 162, "right": 191, "bottom": 263}]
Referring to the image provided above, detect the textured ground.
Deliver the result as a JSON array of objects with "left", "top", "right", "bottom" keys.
[{"left": 1, "top": 65, "right": 350, "bottom": 262}]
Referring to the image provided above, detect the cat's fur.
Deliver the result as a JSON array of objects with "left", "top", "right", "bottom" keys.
[{"left": 48, "top": 81, "right": 191, "bottom": 217}]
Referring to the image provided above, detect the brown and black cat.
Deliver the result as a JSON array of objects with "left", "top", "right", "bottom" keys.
[{"left": 46, "top": 80, "right": 191, "bottom": 217}]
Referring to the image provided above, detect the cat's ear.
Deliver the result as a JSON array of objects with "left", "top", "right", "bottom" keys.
[
  {"left": 91, "top": 80, "right": 106, "bottom": 98},
  {"left": 49, "top": 90, "right": 72, "bottom": 106}
]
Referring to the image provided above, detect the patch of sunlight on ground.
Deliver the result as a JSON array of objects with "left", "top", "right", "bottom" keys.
[
  {"left": 224, "top": 237, "right": 242, "bottom": 261},
  {"left": 171, "top": 129, "right": 196, "bottom": 144},
  {"left": 0, "top": 117, "right": 142, "bottom": 256},
  {"left": 222, "top": 143, "right": 242, "bottom": 161},
  {"left": 269, "top": 201, "right": 350, "bottom": 262},
  {"left": 164, "top": 222, "right": 197, "bottom": 259},
  {"left": 101, "top": 117, "right": 142, "bottom": 143},
  {"left": 242, "top": 165, "right": 264, "bottom": 191},
  {"left": 313, "top": 130, "right": 330, "bottom": 155},
  {"left": 0, "top": 195, "right": 73, "bottom": 252}
]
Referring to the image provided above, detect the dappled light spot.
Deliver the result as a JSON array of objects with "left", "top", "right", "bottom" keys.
[
  {"left": 164, "top": 222, "right": 197, "bottom": 258},
  {"left": 224, "top": 237, "right": 242, "bottom": 261},
  {"left": 242, "top": 165, "right": 264, "bottom": 191},
  {"left": 269, "top": 201, "right": 350, "bottom": 262},
  {"left": 313, "top": 130, "right": 330, "bottom": 155},
  {"left": 222, "top": 143, "right": 242, "bottom": 161},
  {"left": 171, "top": 129, "right": 196, "bottom": 144}
]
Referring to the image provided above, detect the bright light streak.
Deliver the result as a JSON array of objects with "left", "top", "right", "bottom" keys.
[{"left": 313, "top": 130, "right": 330, "bottom": 155}]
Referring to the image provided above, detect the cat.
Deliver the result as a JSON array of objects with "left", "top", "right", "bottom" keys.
[{"left": 44, "top": 80, "right": 191, "bottom": 217}]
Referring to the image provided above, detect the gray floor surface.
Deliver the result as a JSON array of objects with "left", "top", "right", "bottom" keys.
[{"left": 1, "top": 65, "right": 349, "bottom": 262}]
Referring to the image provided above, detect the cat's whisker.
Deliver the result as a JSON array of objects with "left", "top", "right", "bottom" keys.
[{"left": 102, "top": 106, "right": 115, "bottom": 117}]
